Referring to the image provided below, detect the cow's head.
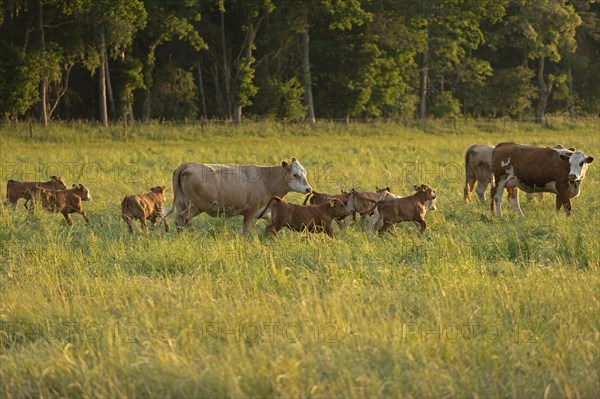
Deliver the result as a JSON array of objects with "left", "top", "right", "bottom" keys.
[
  {"left": 561, "top": 150, "right": 594, "bottom": 197},
  {"left": 49, "top": 176, "right": 67, "bottom": 190},
  {"left": 414, "top": 184, "right": 437, "bottom": 202},
  {"left": 282, "top": 157, "right": 311, "bottom": 194},
  {"left": 72, "top": 184, "right": 92, "bottom": 201},
  {"left": 150, "top": 185, "right": 167, "bottom": 202},
  {"left": 326, "top": 197, "right": 351, "bottom": 219}
]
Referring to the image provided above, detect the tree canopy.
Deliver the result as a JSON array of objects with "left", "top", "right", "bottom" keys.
[{"left": 1, "top": 0, "right": 598, "bottom": 124}]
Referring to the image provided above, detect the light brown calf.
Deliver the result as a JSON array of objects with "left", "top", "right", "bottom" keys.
[
  {"left": 303, "top": 189, "right": 350, "bottom": 206},
  {"left": 6, "top": 176, "right": 67, "bottom": 209},
  {"left": 35, "top": 184, "right": 92, "bottom": 225},
  {"left": 370, "top": 184, "right": 437, "bottom": 234},
  {"left": 121, "top": 186, "right": 169, "bottom": 233},
  {"left": 258, "top": 196, "right": 351, "bottom": 237}
]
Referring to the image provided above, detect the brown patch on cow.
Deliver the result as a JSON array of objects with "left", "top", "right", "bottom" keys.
[
  {"left": 122, "top": 186, "right": 169, "bottom": 233},
  {"left": 260, "top": 196, "right": 351, "bottom": 237}
]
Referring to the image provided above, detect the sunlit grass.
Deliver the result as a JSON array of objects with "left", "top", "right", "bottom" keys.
[{"left": 0, "top": 119, "right": 598, "bottom": 397}]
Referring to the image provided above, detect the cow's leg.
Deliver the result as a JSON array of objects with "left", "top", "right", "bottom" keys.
[
  {"left": 475, "top": 181, "right": 488, "bottom": 203},
  {"left": 139, "top": 216, "right": 149, "bottom": 231},
  {"left": 265, "top": 224, "right": 279, "bottom": 236},
  {"left": 464, "top": 176, "right": 476, "bottom": 203},
  {"left": 79, "top": 209, "right": 90, "bottom": 224},
  {"left": 242, "top": 211, "right": 257, "bottom": 233},
  {"left": 63, "top": 212, "right": 73, "bottom": 225},
  {"left": 324, "top": 223, "right": 335, "bottom": 238},
  {"left": 556, "top": 193, "right": 571, "bottom": 216},
  {"left": 491, "top": 175, "right": 509, "bottom": 216},
  {"left": 175, "top": 204, "right": 200, "bottom": 231},
  {"left": 507, "top": 188, "right": 524, "bottom": 217},
  {"left": 122, "top": 214, "right": 135, "bottom": 233},
  {"left": 162, "top": 216, "right": 170, "bottom": 232},
  {"left": 378, "top": 221, "right": 393, "bottom": 235}
]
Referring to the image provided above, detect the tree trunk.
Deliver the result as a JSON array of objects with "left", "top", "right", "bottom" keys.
[
  {"left": 535, "top": 56, "right": 553, "bottom": 124},
  {"left": 98, "top": 30, "right": 108, "bottom": 127},
  {"left": 105, "top": 50, "right": 115, "bottom": 118},
  {"left": 567, "top": 58, "right": 574, "bottom": 115},
  {"left": 197, "top": 58, "right": 208, "bottom": 120},
  {"left": 142, "top": 66, "right": 152, "bottom": 122},
  {"left": 418, "top": 25, "right": 429, "bottom": 120},
  {"left": 220, "top": 10, "right": 232, "bottom": 120},
  {"left": 35, "top": 0, "right": 48, "bottom": 126},
  {"left": 301, "top": 28, "right": 316, "bottom": 124}
]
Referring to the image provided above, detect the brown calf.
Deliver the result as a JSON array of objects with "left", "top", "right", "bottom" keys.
[
  {"left": 6, "top": 176, "right": 67, "bottom": 208},
  {"left": 35, "top": 184, "right": 92, "bottom": 225},
  {"left": 258, "top": 196, "right": 351, "bottom": 237},
  {"left": 122, "top": 186, "right": 169, "bottom": 233},
  {"left": 370, "top": 184, "right": 437, "bottom": 234}
]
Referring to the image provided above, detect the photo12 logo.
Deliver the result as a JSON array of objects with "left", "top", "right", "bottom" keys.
[
  {"left": 400, "top": 321, "right": 538, "bottom": 343},
  {"left": 200, "top": 321, "right": 338, "bottom": 344}
]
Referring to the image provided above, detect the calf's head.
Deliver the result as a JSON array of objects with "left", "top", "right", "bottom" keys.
[
  {"left": 282, "top": 157, "right": 312, "bottom": 194},
  {"left": 149, "top": 185, "right": 167, "bottom": 202},
  {"left": 326, "top": 198, "right": 351, "bottom": 219},
  {"left": 49, "top": 176, "right": 67, "bottom": 190},
  {"left": 72, "top": 184, "right": 92, "bottom": 201},
  {"left": 561, "top": 150, "right": 594, "bottom": 197},
  {"left": 414, "top": 184, "right": 437, "bottom": 202}
]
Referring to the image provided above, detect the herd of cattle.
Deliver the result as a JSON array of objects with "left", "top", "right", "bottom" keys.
[{"left": 4, "top": 142, "right": 594, "bottom": 237}]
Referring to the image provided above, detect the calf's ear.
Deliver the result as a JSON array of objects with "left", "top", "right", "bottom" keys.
[
  {"left": 161, "top": 185, "right": 166, "bottom": 191},
  {"left": 291, "top": 157, "right": 297, "bottom": 163},
  {"left": 281, "top": 161, "right": 288, "bottom": 168},
  {"left": 72, "top": 184, "right": 77, "bottom": 188},
  {"left": 329, "top": 200, "right": 335, "bottom": 207},
  {"left": 413, "top": 185, "right": 419, "bottom": 191}
]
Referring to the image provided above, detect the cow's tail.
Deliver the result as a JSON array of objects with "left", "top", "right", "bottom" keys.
[
  {"left": 464, "top": 146, "right": 475, "bottom": 202},
  {"left": 358, "top": 200, "right": 381, "bottom": 216},
  {"left": 159, "top": 164, "right": 187, "bottom": 226},
  {"left": 303, "top": 191, "right": 315, "bottom": 205},
  {"left": 258, "top": 196, "right": 282, "bottom": 219}
]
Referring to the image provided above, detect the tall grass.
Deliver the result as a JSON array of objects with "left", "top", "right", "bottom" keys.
[{"left": 1, "top": 120, "right": 598, "bottom": 397}]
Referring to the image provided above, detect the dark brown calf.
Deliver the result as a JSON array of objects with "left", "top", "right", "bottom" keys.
[
  {"left": 121, "top": 186, "right": 169, "bottom": 233},
  {"left": 35, "top": 184, "right": 92, "bottom": 225},
  {"left": 259, "top": 196, "right": 351, "bottom": 237},
  {"left": 6, "top": 176, "right": 67, "bottom": 209},
  {"left": 370, "top": 184, "right": 437, "bottom": 234}
]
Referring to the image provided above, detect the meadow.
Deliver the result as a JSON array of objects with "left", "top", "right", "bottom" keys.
[{"left": 0, "top": 119, "right": 598, "bottom": 398}]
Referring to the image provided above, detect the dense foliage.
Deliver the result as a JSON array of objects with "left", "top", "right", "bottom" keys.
[{"left": 1, "top": 0, "right": 599, "bottom": 124}]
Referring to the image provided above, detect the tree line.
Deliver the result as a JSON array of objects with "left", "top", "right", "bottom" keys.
[{"left": 1, "top": 0, "right": 598, "bottom": 126}]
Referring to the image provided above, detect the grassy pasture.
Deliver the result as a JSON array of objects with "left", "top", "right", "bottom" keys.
[{"left": 0, "top": 119, "right": 598, "bottom": 398}]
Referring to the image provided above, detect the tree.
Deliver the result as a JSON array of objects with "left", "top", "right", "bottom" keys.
[{"left": 498, "top": 0, "right": 581, "bottom": 123}]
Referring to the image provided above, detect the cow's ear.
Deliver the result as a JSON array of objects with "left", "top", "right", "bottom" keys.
[
  {"left": 560, "top": 154, "right": 571, "bottom": 162},
  {"left": 72, "top": 184, "right": 77, "bottom": 188},
  {"left": 413, "top": 185, "right": 419, "bottom": 191},
  {"left": 569, "top": 147, "right": 576, "bottom": 152},
  {"left": 291, "top": 157, "right": 297, "bottom": 163},
  {"left": 281, "top": 161, "right": 288, "bottom": 168},
  {"left": 79, "top": 184, "right": 83, "bottom": 189},
  {"left": 586, "top": 157, "right": 594, "bottom": 164}
]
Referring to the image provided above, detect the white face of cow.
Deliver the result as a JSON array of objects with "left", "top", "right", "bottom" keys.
[
  {"left": 564, "top": 151, "right": 594, "bottom": 197},
  {"left": 283, "top": 158, "right": 312, "bottom": 194}
]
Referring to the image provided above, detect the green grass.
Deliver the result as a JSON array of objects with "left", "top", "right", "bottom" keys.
[{"left": 1, "top": 119, "right": 599, "bottom": 398}]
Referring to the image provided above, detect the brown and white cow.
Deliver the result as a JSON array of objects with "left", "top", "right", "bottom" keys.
[
  {"left": 6, "top": 176, "right": 67, "bottom": 209},
  {"left": 491, "top": 142, "right": 593, "bottom": 216},
  {"left": 34, "top": 184, "right": 92, "bottom": 224},
  {"left": 368, "top": 184, "right": 438, "bottom": 234},
  {"left": 464, "top": 144, "right": 574, "bottom": 204},
  {"left": 122, "top": 186, "right": 169, "bottom": 233},
  {"left": 258, "top": 196, "right": 351, "bottom": 237},
  {"left": 161, "top": 158, "right": 312, "bottom": 232}
]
